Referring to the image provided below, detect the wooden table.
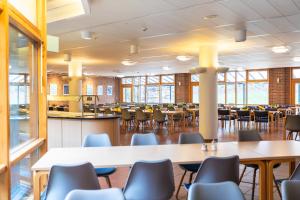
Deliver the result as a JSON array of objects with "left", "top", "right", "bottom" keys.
[{"left": 32, "top": 140, "right": 299, "bottom": 200}]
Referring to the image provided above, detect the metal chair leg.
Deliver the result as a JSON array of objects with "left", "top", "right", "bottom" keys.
[
  {"left": 251, "top": 168, "right": 257, "bottom": 200},
  {"left": 273, "top": 174, "right": 282, "bottom": 198},
  {"left": 239, "top": 165, "right": 247, "bottom": 184},
  {"left": 104, "top": 176, "right": 112, "bottom": 188},
  {"left": 175, "top": 170, "right": 187, "bottom": 200}
]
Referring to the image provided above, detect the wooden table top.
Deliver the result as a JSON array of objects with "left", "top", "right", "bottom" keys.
[{"left": 32, "top": 140, "right": 300, "bottom": 171}]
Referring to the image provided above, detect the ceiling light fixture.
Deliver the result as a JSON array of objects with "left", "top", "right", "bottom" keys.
[
  {"left": 176, "top": 55, "right": 194, "bottom": 62},
  {"left": 293, "top": 57, "right": 300, "bottom": 62},
  {"left": 121, "top": 59, "right": 137, "bottom": 66},
  {"left": 203, "top": 14, "right": 218, "bottom": 20},
  {"left": 116, "top": 74, "right": 125, "bottom": 78},
  {"left": 162, "top": 66, "right": 170, "bottom": 71},
  {"left": 81, "top": 31, "right": 94, "bottom": 40},
  {"left": 272, "top": 46, "right": 290, "bottom": 54}
]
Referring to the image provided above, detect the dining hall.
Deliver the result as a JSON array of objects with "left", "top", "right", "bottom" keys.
[{"left": 2, "top": 0, "right": 300, "bottom": 200}]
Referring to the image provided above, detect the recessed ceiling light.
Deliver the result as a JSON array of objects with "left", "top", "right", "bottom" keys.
[
  {"left": 162, "top": 66, "right": 170, "bottom": 71},
  {"left": 176, "top": 55, "right": 194, "bottom": 62},
  {"left": 121, "top": 59, "right": 137, "bottom": 66},
  {"left": 293, "top": 57, "right": 300, "bottom": 62},
  {"left": 203, "top": 14, "right": 218, "bottom": 20},
  {"left": 271, "top": 46, "right": 290, "bottom": 54},
  {"left": 81, "top": 31, "right": 94, "bottom": 40},
  {"left": 116, "top": 74, "right": 125, "bottom": 78}
]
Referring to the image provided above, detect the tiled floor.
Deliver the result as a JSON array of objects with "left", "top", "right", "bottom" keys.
[{"left": 101, "top": 120, "right": 292, "bottom": 200}]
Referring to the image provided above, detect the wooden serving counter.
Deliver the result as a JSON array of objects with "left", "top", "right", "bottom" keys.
[{"left": 47, "top": 111, "right": 120, "bottom": 149}]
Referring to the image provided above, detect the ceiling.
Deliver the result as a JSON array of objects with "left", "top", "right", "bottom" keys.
[{"left": 47, "top": 0, "right": 300, "bottom": 76}]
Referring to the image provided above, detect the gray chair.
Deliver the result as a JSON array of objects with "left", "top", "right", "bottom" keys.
[
  {"left": 281, "top": 180, "right": 300, "bottom": 200},
  {"left": 123, "top": 159, "right": 175, "bottom": 200},
  {"left": 289, "top": 162, "right": 300, "bottom": 180},
  {"left": 188, "top": 182, "right": 245, "bottom": 200},
  {"left": 65, "top": 188, "right": 125, "bottom": 200},
  {"left": 130, "top": 133, "right": 159, "bottom": 146},
  {"left": 238, "top": 129, "right": 281, "bottom": 200},
  {"left": 82, "top": 134, "right": 116, "bottom": 187},
  {"left": 285, "top": 115, "right": 300, "bottom": 140},
  {"left": 176, "top": 133, "right": 205, "bottom": 199},
  {"left": 45, "top": 162, "right": 100, "bottom": 200}
]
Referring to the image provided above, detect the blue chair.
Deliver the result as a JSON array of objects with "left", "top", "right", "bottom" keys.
[
  {"left": 188, "top": 182, "right": 245, "bottom": 200},
  {"left": 82, "top": 134, "right": 116, "bottom": 187},
  {"left": 123, "top": 159, "right": 175, "bottom": 200},
  {"left": 45, "top": 162, "right": 100, "bottom": 200},
  {"left": 176, "top": 133, "right": 204, "bottom": 199},
  {"left": 65, "top": 188, "right": 125, "bottom": 200},
  {"left": 130, "top": 133, "right": 159, "bottom": 146},
  {"left": 281, "top": 180, "right": 300, "bottom": 200}
]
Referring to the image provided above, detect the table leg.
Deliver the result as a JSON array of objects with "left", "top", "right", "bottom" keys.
[
  {"left": 33, "top": 170, "right": 48, "bottom": 200},
  {"left": 289, "top": 159, "right": 296, "bottom": 176}
]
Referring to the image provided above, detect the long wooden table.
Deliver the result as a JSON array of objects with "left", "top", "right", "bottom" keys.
[{"left": 32, "top": 141, "right": 298, "bottom": 200}]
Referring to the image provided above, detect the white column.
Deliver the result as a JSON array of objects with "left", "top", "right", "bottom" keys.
[
  {"left": 68, "top": 62, "right": 82, "bottom": 112},
  {"left": 198, "top": 45, "right": 218, "bottom": 140}
]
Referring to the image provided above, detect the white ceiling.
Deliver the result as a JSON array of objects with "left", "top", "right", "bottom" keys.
[{"left": 47, "top": 0, "right": 300, "bottom": 76}]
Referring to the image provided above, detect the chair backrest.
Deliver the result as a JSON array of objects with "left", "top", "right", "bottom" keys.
[
  {"left": 188, "top": 182, "right": 245, "bottom": 200},
  {"left": 238, "top": 130, "right": 262, "bottom": 142},
  {"left": 45, "top": 162, "right": 100, "bottom": 200},
  {"left": 154, "top": 109, "right": 164, "bottom": 121},
  {"left": 285, "top": 115, "right": 300, "bottom": 132},
  {"left": 130, "top": 133, "right": 159, "bottom": 146},
  {"left": 281, "top": 180, "right": 300, "bottom": 200},
  {"left": 289, "top": 163, "right": 300, "bottom": 180},
  {"left": 121, "top": 109, "right": 131, "bottom": 120},
  {"left": 237, "top": 110, "right": 250, "bottom": 117},
  {"left": 254, "top": 110, "right": 268, "bottom": 117},
  {"left": 178, "top": 133, "right": 205, "bottom": 144},
  {"left": 193, "top": 156, "right": 240, "bottom": 184},
  {"left": 123, "top": 159, "right": 175, "bottom": 200},
  {"left": 82, "top": 134, "right": 112, "bottom": 147},
  {"left": 218, "top": 109, "right": 230, "bottom": 115},
  {"left": 65, "top": 189, "right": 125, "bottom": 200},
  {"left": 136, "top": 109, "right": 146, "bottom": 121}
]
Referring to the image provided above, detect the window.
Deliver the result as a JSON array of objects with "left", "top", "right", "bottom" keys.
[
  {"left": 122, "top": 78, "right": 132, "bottom": 84},
  {"left": 97, "top": 85, "right": 103, "bottom": 95},
  {"left": 248, "top": 70, "right": 268, "bottom": 81},
  {"left": 63, "top": 84, "right": 69, "bottom": 95},
  {"left": 192, "top": 86, "right": 199, "bottom": 103},
  {"left": 49, "top": 83, "right": 57, "bottom": 96},
  {"left": 247, "top": 82, "right": 268, "bottom": 104},
  {"left": 237, "top": 82, "right": 246, "bottom": 105},
  {"left": 191, "top": 74, "right": 200, "bottom": 82},
  {"left": 217, "top": 83, "right": 225, "bottom": 104},
  {"left": 161, "top": 85, "right": 175, "bottom": 103},
  {"left": 146, "top": 85, "right": 159, "bottom": 103},
  {"left": 147, "top": 76, "right": 159, "bottom": 84},
  {"left": 86, "top": 84, "right": 93, "bottom": 95},
  {"left": 123, "top": 87, "right": 131, "bottom": 103},
  {"left": 161, "top": 75, "right": 174, "bottom": 83},
  {"left": 9, "top": 26, "right": 38, "bottom": 150},
  {"left": 295, "top": 83, "right": 300, "bottom": 104},
  {"left": 226, "top": 72, "right": 235, "bottom": 104},
  {"left": 293, "top": 69, "right": 300, "bottom": 79},
  {"left": 218, "top": 73, "right": 225, "bottom": 81}
]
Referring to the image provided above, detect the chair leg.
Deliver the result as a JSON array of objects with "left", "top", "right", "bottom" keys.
[
  {"left": 175, "top": 170, "right": 187, "bottom": 200},
  {"left": 273, "top": 174, "right": 282, "bottom": 198},
  {"left": 251, "top": 168, "right": 257, "bottom": 200},
  {"left": 239, "top": 166, "right": 247, "bottom": 184},
  {"left": 104, "top": 176, "right": 112, "bottom": 188},
  {"left": 188, "top": 172, "right": 194, "bottom": 184}
]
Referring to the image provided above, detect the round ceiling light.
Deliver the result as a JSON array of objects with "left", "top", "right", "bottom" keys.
[
  {"left": 121, "top": 59, "right": 137, "bottom": 66},
  {"left": 176, "top": 55, "right": 194, "bottom": 62},
  {"left": 162, "top": 66, "right": 170, "bottom": 71},
  {"left": 271, "top": 46, "right": 290, "bottom": 54}
]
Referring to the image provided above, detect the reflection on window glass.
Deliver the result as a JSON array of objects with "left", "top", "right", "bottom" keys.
[
  {"left": 295, "top": 83, "right": 300, "bottom": 104},
  {"left": 191, "top": 74, "right": 200, "bottom": 82},
  {"left": 140, "top": 77, "right": 146, "bottom": 85},
  {"left": 123, "top": 87, "right": 131, "bottom": 103},
  {"left": 161, "top": 85, "right": 174, "bottom": 103},
  {"left": 121, "top": 78, "right": 132, "bottom": 84},
  {"left": 9, "top": 26, "right": 38, "bottom": 150},
  {"left": 133, "top": 77, "right": 140, "bottom": 85},
  {"left": 140, "top": 86, "right": 145, "bottom": 103},
  {"left": 248, "top": 71, "right": 268, "bottom": 81},
  {"left": 217, "top": 83, "right": 225, "bottom": 104},
  {"left": 226, "top": 72, "right": 235, "bottom": 82},
  {"left": 293, "top": 69, "right": 300, "bottom": 79},
  {"left": 86, "top": 84, "right": 93, "bottom": 95},
  {"left": 161, "top": 75, "right": 174, "bottom": 83},
  {"left": 237, "top": 71, "right": 246, "bottom": 82},
  {"left": 217, "top": 73, "right": 225, "bottom": 81},
  {"left": 133, "top": 86, "right": 139, "bottom": 102},
  {"left": 247, "top": 82, "right": 268, "bottom": 104},
  {"left": 147, "top": 76, "right": 159, "bottom": 84},
  {"left": 192, "top": 86, "right": 199, "bottom": 103},
  {"left": 226, "top": 83, "right": 235, "bottom": 104},
  {"left": 146, "top": 86, "right": 159, "bottom": 103},
  {"left": 11, "top": 150, "right": 38, "bottom": 200},
  {"left": 237, "top": 82, "right": 246, "bottom": 105}
]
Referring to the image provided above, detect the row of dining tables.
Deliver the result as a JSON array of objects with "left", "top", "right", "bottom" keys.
[{"left": 32, "top": 140, "right": 299, "bottom": 200}]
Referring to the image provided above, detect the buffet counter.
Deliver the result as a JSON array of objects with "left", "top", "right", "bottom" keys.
[{"left": 47, "top": 111, "right": 120, "bottom": 149}]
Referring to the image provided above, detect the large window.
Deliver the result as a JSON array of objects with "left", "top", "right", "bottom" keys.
[
  {"left": 191, "top": 74, "right": 200, "bottom": 103},
  {"left": 9, "top": 26, "right": 38, "bottom": 150},
  {"left": 226, "top": 72, "right": 235, "bottom": 104},
  {"left": 247, "top": 70, "right": 268, "bottom": 105},
  {"left": 121, "top": 75, "right": 175, "bottom": 104}
]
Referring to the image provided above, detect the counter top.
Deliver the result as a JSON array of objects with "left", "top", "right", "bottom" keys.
[{"left": 48, "top": 111, "right": 120, "bottom": 120}]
